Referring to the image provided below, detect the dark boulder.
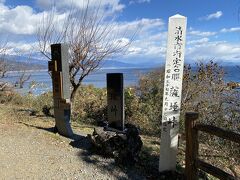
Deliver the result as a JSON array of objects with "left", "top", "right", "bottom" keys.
[{"left": 88, "top": 123, "right": 142, "bottom": 166}]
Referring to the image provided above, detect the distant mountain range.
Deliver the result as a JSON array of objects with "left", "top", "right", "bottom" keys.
[
  {"left": 2, "top": 55, "right": 46, "bottom": 71},
  {"left": 100, "top": 60, "right": 162, "bottom": 68},
  {"left": 2, "top": 54, "right": 239, "bottom": 71},
  {"left": 2, "top": 54, "right": 163, "bottom": 71},
  {"left": 4, "top": 55, "right": 47, "bottom": 65}
]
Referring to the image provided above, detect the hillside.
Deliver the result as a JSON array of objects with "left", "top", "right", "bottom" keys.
[
  {"left": 0, "top": 89, "right": 239, "bottom": 179},
  {"left": 1, "top": 59, "right": 46, "bottom": 71}
]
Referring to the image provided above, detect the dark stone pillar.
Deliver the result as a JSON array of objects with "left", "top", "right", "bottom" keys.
[
  {"left": 107, "top": 73, "right": 124, "bottom": 131},
  {"left": 49, "top": 43, "right": 73, "bottom": 137}
]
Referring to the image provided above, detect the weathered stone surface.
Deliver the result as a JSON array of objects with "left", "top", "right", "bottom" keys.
[
  {"left": 159, "top": 14, "right": 187, "bottom": 172},
  {"left": 50, "top": 43, "right": 73, "bottom": 137},
  {"left": 88, "top": 123, "right": 142, "bottom": 165},
  {"left": 107, "top": 73, "right": 124, "bottom": 131}
]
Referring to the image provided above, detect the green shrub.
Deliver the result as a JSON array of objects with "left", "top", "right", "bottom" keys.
[
  {"left": 72, "top": 85, "right": 107, "bottom": 124},
  {"left": 0, "top": 91, "right": 25, "bottom": 105},
  {"left": 124, "top": 67, "right": 165, "bottom": 136},
  {"left": 30, "top": 92, "right": 53, "bottom": 115},
  {"left": 0, "top": 91, "right": 54, "bottom": 116},
  {"left": 127, "top": 61, "right": 239, "bottom": 164}
]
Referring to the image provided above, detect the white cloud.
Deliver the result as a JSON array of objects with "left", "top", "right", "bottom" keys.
[
  {"left": 221, "top": 27, "right": 240, "bottom": 33},
  {"left": 111, "top": 18, "right": 166, "bottom": 61},
  {"left": 187, "top": 38, "right": 209, "bottom": 45},
  {"left": 36, "top": 0, "right": 125, "bottom": 14},
  {"left": 200, "top": 11, "right": 223, "bottom": 21},
  {"left": 124, "top": 21, "right": 240, "bottom": 63},
  {"left": 0, "top": 4, "right": 43, "bottom": 35},
  {"left": 112, "top": 37, "right": 130, "bottom": 49},
  {"left": 115, "top": 18, "right": 164, "bottom": 37},
  {"left": 5, "top": 41, "right": 39, "bottom": 55},
  {"left": 188, "top": 30, "right": 217, "bottom": 37},
  {"left": 128, "top": 46, "right": 142, "bottom": 56},
  {"left": 0, "top": 1, "right": 238, "bottom": 65},
  {"left": 0, "top": 3, "right": 71, "bottom": 36},
  {"left": 0, "top": 0, "right": 166, "bottom": 62},
  {"left": 186, "top": 41, "right": 240, "bottom": 61},
  {"left": 123, "top": 31, "right": 167, "bottom": 60},
  {"left": 127, "top": 28, "right": 240, "bottom": 63}
]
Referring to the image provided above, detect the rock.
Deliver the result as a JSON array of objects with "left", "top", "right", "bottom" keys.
[
  {"left": 88, "top": 123, "right": 142, "bottom": 166},
  {"left": 29, "top": 110, "right": 37, "bottom": 116},
  {"left": 42, "top": 105, "right": 53, "bottom": 117}
]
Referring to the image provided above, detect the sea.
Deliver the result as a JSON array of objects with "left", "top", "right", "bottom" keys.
[{"left": 1, "top": 66, "right": 240, "bottom": 95}]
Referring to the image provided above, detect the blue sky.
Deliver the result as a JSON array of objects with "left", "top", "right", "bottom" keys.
[{"left": 1, "top": 0, "right": 240, "bottom": 65}]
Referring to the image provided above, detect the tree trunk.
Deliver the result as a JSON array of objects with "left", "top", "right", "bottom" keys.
[
  {"left": 70, "top": 87, "right": 77, "bottom": 103},
  {"left": 70, "top": 83, "right": 80, "bottom": 104}
]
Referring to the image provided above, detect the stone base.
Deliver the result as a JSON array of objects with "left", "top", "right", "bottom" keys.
[{"left": 88, "top": 123, "right": 142, "bottom": 165}]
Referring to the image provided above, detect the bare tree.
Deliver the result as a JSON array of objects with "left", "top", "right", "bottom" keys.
[
  {"left": 37, "top": 0, "right": 136, "bottom": 101},
  {"left": 0, "top": 59, "right": 8, "bottom": 78},
  {"left": 15, "top": 71, "right": 31, "bottom": 89},
  {"left": 0, "top": 39, "right": 8, "bottom": 78},
  {"left": 0, "top": 39, "right": 10, "bottom": 91}
]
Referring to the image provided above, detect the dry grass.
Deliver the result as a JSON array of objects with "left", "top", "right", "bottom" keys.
[{"left": 0, "top": 101, "right": 239, "bottom": 179}]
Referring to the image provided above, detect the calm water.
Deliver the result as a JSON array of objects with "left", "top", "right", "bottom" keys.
[
  {"left": 3, "top": 68, "right": 154, "bottom": 95},
  {"left": 2, "top": 66, "right": 240, "bottom": 95}
]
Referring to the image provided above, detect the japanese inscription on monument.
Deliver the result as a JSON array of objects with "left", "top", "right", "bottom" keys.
[{"left": 159, "top": 14, "right": 187, "bottom": 172}]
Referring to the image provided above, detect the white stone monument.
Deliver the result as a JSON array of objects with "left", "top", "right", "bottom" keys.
[{"left": 159, "top": 14, "right": 187, "bottom": 172}]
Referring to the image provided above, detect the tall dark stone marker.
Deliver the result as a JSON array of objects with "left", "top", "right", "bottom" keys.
[
  {"left": 49, "top": 43, "right": 73, "bottom": 137},
  {"left": 107, "top": 73, "right": 124, "bottom": 131},
  {"left": 88, "top": 73, "right": 142, "bottom": 165}
]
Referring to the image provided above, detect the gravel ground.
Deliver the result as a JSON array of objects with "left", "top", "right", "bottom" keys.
[{"left": 0, "top": 105, "right": 145, "bottom": 180}]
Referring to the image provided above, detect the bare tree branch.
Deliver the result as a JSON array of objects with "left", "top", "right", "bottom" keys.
[{"left": 37, "top": 0, "right": 137, "bottom": 101}]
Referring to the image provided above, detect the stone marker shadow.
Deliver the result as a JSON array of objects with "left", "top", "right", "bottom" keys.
[
  {"left": 19, "top": 121, "right": 86, "bottom": 142},
  {"left": 69, "top": 133, "right": 140, "bottom": 180},
  {"left": 76, "top": 149, "right": 145, "bottom": 180},
  {"left": 68, "top": 132, "right": 145, "bottom": 180},
  {"left": 19, "top": 122, "right": 57, "bottom": 133},
  {"left": 69, "top": 135, "right": 91, "bottom": 150}
]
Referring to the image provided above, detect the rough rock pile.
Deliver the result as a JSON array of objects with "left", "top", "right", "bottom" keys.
[{"left": 88, "top": 123, "right": 142, "bottom": 165}]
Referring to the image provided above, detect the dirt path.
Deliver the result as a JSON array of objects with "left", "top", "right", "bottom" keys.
[{"left": 0, "top": 105, "right": 145, "bottom": 179}]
